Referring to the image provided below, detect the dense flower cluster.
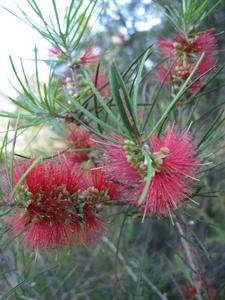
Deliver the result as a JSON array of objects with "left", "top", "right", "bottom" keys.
[
  {"left": 8, "top": 159, "right": 117, "bottom": 250},
  {"left": 157, "top": 32, "right": 217, "bottom": 93},
  {"left": 104, "top": 125, "right": 200, "bottom": 218}
]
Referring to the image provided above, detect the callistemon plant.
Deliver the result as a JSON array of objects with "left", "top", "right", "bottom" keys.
[
  {"left": 8, "top": 159, "right": 117, "bottom": 250},
  {"left": 0, "top": 0, "right": 224, "bottom": 299},
  {"left": 104, "top": 125, "right": 200, "bottom": 218}
]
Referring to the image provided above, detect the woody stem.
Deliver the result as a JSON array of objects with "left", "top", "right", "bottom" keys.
[
  {"left": 174, "top": 213, "right": 205, "bottom": 300},
  {"left": 66, "top": 47, "right": 80, "bottom": 94}
]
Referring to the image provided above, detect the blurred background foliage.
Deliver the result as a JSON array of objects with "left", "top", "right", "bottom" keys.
[{"left": 0, "top": 0, "right": 225, "bottom": 299}]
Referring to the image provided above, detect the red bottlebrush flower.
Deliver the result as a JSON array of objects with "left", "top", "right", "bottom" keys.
[
  {"left": 91, "top": 69, "right": 111, "bottom": 99},
  {"left": 159, "top": 33, "right": 217, "bottom": 69},
  {"left": 8, "top": 160, "right": 106, "bottom": 250},
  {"left": 104, "top": 125, "right": 200, "bottom": 218},
  {"left": 193, "top": 32, "right": 217, "bottom": 75},
  {"left": 80, "top": 46, "right": 104, "bottom": 66},
  {"left": 157, "top": 32, "right": 217, "bottom": 93},
  {"left": 104, "top": 135, "right": 142, "bottom": 194},
  {"left": 66, "top": 126, "right": 95, "bottom": 163}
]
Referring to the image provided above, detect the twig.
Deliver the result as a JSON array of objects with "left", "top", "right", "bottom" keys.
[
  {"left": 66, "top": 46, "right": 80, "bottom": 94},
  {"left": 174, "top": 214, "right": 203, "bottom": 300}
]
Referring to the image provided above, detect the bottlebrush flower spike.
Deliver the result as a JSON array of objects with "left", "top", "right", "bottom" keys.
[
  {"left": 104, "top": 125, "right": 200, "bottom": 218},
  {"left": 80, "top": 46, "right": 104, "bottom": 66},
  {"left": 91, "top": 69, "right": 111, "bottom": 99},
  {"left": 8, "top": 159, "right": 106, "bottom": 250},
  {"left": 157, "top": 32, "right": 217, "bottom": 93}
]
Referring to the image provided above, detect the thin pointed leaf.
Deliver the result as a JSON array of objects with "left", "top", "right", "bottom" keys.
[
  {"left": 10, "top": 157, "right": 43, "bottom": 202},
  {"left": 0, "top": 122, "right": 10, "bottom": 162},
  {"left": 198, "top": 112, "right": 224, "bottom": 148},
  {"left": 64, "top": 88, "right": 129, "bottom": 138},
  {"left": 138, "top": 150, "right": 152, "bottom": 206},
  {"left": 112, "top": 63, "right": 140, "bottom": 134},
  {"left": 10, "top": 114, "right": 21, "bottom": 189},
  {"left": 133, "top": 49, "right": 150, "bottom": 127},
  {"left": 110, "top": 64, "right": 135, "bottom": 140},
  {"left": 51, "top": 0, "right": 62, "bottom": 37},
  {"left": 146, "top": 52, "right": 205, "bottom": 139},
  {"left": 85, "top": 71, "right": 127, "bottom": 132},
  {"left": 71, "top": 1, "right": 97, "bottom": 51}
]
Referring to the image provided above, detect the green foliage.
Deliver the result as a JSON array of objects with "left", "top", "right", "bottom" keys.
[{"left": 157, "top": 0, "right": 225, "bottom": 32}]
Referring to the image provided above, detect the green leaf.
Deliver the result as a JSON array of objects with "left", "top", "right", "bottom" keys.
[
  {"left": 192, "top": 0, "right": 210, "bottom": 21},
  {"left": 143, "top": 60, "right": 173, "bottom": 131},
  {"left": 71, "top": 0, "right": 97, "bottom": 51},
  {"left": 51, "top": 0, "right": 62, "bottom": 37},
  {"left": 0, "top": 208, "right": 13, "bottom": 218},
  {"left": 146, "top": 52, "right": 205, "bottom": 139},
  {"left": 66, "top": 0, "right": 84, "bottom": 36},
  {"left": 123, "top": 45, "right": 153, "bottom": 80},
  {"left": 133, "top": 49, "right": 150, "bottom": 127},
  {"left": 10, "top": 114, "right": 21, "bottom": 190},
  {"left": 197, "top": 0, "right": 225, "bottom": 25},
  {"left": 10, "top": 157, "right": 43, "bottom": 202},
  {"left": 197, "top": 112, "right": 224, "bottom": 148},
  {"left": 55, "top": 99, "right": 126, "bottom": 145},
  {"left": 93, "top": 63, "right": 102, "bottom": 133},
  {"left": 4, "top": 123, "right": 11, "bottom": 191},
  {"left": 64, "top": 88, "right": 129, "bottom": 138},
  {"left": 85, "top": 71, "right": 127, "bottom": 133},
  {"left": 112, "top": 63, "right": 141, "bottom": 137},
  {"left": 65, "top": 0, "right": 77, "bottom": 35},
  {"left": 34, "top": 47, "right": 44, "bottom": 104},
  {"left": 0, "top": 121, "right": 10, "bottom": 162},
  {"left": 110, "top": 64, "right": 136, "bottom": 140},
  {"left": 9, "top": 56, "right": 37, "bottom": 106},
  {"left": 185, "top": 97, "right": 201, "bottom": 126},
  {"left": 156, "top": 3, "right": 181, "bottom": 32},
  {"left": 138, "top": 150, "right": 152, "bottom": 207}
]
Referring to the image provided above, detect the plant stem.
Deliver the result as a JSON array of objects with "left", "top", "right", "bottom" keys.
[
  {"left": 66, "top": 47, "right": 80, "bottom": 94},
  {"left": 174, "top": 213, "right": 204, "bottom": 300}
]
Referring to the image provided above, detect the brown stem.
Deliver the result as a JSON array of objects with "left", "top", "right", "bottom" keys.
[
  {"left": 174, "top": 213, "right": 210, "bottom": 300},
  {"left": 66, "top": 47, "right": 80, "bottom": 94}
]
